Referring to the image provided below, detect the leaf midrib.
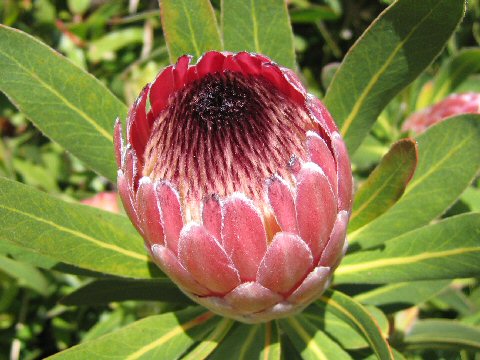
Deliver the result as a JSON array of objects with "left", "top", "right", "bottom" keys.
[
  {"left": 0, "top": 204, "right": 148, "bottom": 261},
  {"left": 339, "top": 1, "right": 443, "bottom": 137},
  {"left": 0, "top": 49, "right": 113, "bottom": 142}
]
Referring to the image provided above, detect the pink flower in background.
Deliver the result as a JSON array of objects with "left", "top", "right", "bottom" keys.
[
  {"left": 81, "top": 192, "right": 120, "bottom": 214},
  {"left": 115, "top": 51, "right": 353, "bottom": 323},
  {"left": 403, "top": 92, "right": 480, "bottom": 134}
]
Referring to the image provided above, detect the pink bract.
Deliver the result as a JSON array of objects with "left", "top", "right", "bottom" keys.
[
  {"left": 115, "top": 51, "right": 353, "bottom": 323},
  {"left": 403, "top": 92, "right": 480, "bottom": 134}
]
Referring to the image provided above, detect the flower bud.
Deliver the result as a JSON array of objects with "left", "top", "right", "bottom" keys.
[
  {"left": 403, "top": 92, "right": 480, "bottom": 134},
  {"left": 115, "top": 51, "right": 353, "bottom": 323}
]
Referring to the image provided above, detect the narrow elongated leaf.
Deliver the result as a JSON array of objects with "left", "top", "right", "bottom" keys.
[
  {"left": 430, "top": 48, "right": 480, "bottom": 103},
  {"left": 336, "top": 213, "right": 480, "bottom": 284},
  {"left": 349, "top": 115, "right": 480, "bottom": 249},
  {"left": 353, "top": 280, "right": 451, "bottom": 312},
  {"left": 316, "top": 290, "right": 393, "bottom": 359},
  {"left": 0, "top": 25, "right": 127, "bottom": 181},
  {"left": 160, "top": 0, "right": 222, "bottom": 62},
  {"left": 222, "top": 0, "right": 295, "bottom": 68},
  {"left": 210, "top": 322, "right": 281, "bottom": 360},
  {"left": 324, "top": 0, "right": 465, "bottom": 153},
  {"left": 279, "top": 315, "right": 351, "bottom": 360},
  {"left": 61, "top": 279, "right": 190, "bottom": 306},
  {"left": 0, "top": 178, "right": 160, "bottom": 279},
  {"left": 404, "top": 319, "right": 480, "bottom": 351},
  {"left": 48, "top": 307, "right": 218, "bottom": 359},
  {"left": 349, "top": 138, "right": 418, "bottom": 232},
  {"left": 182, "top": 318, "right": 234, "bottom": 360},
  {"left": 0, "top": 255, "right": 50, "bottom": 296}
]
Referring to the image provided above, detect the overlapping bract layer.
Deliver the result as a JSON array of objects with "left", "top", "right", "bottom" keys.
[{"left": 115, "top": 51, "right": 353, "bottom": 323}]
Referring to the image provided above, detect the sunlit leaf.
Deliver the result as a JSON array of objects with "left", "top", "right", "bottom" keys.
[
  {"left": 324, "top": 0, "right": 465, "bottom": 153},
  {"left": 349, "top": 115, "right": 480, "bottom": 249},
  {"left": 210, "top": 322, "right": 281, "bottom": 360},
  {"left": 349, "top": 138, "right": 418, "bottom": 232},
  {"left": 279, "top": 315, "right": 352, "bottom": 360},
  {"left": 0, "top": 178, "right": 160, "bottom": 279},
  {"left": 159, "top": 0, "right": 222, "bottom": 62},
  {"left": 48, "top": 307, "right": 218, "bottom": 359},
  {"left": 336, "top": 213, "right": 480, "bottom": 284},
  {"left": 0, "top": 25, "right": 127, "bottom": 181},
  {"left": 222, "top": 0, "right": 295, "bottom": 68},
  {"left": 0, "top": 254, "right": 50, "bottom": 296}
]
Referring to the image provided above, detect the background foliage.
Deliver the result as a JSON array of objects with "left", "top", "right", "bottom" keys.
[{"left": 0, "top": 0, "right": 479, "bottom": 359}]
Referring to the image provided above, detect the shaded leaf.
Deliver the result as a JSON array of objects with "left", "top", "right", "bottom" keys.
[
  {"left": 317, "top": 290, "right": 393, "bottom": 359},
  {"left": 222, "top": 0, "right": 295, "bottom": 68},
  {"left": 61, "top": 279, "right": 190, "bottom": 306},
  {"left": 279, "top": 315, "right": 351, "bottom": 360},
  {"left": 336, "top": 213, "right": 480, "bottom": 284},
  {"left": 0, "top": 178, "right": 160, "bottom": 279},
  {"left": 0, "top": 25, "right": 127, "bottom": 181},
  {"left": 430, "top": 48, "right": 480, "bottom": 103},
  {"left": 210, "top": 322, "right": 281, "bottom": 360},
  {"left": 349, "top": 115, "right": 480, "bottom": 249},
  {"left": 48, "top": 307, "right": 218, "bottom": 359},
  {"left": 303, "top": 303, "right": 388, "bottom": 350},
  {"left": 349, "top": 138, "right": 418, "bottom": 232},
  {"left": 324, "top": 0, "right": 465, "bottom": 153},
  {"left": 353, "top": 280, "right": 451, "bottom": 313},
  {"left": 160, "top": 0, "right": 222, "bottom": 62},
  {"left": 182, "top": 318, "right": 234, "bottom": 360},
  {"left": 0, "top": 254, "right": 50, "bottom": 296},
  {"left": 404, "top": 319, "right": 480, "bottom": 351}
]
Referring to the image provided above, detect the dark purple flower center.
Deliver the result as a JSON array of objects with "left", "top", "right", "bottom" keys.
[{"left": 143, "top": 71, "right": 317, "bottom": 206}]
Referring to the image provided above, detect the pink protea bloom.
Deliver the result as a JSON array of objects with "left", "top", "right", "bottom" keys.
[
  {"left": 403, "top": 92, "right": 480, "bottom": 134},
  {"left": 115, "top": 51, "right": 353, "bottom": 323}
]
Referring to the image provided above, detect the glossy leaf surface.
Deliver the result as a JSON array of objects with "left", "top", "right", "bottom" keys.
[
  {"left": 349, "top": 115, "right": 480, "bottom": 249},
  {"left": 336, "top": 213, "right": 480, "bottom": 284},
  {"left": 349, "top": 138, "right": 418, "bottom": 232},
  {"left": 324, "top": 0, "right": 465, "bottom": 153},
  {"left": 48, "top": 307, "right": 218, "bottom": 359},
  {"left": 0, "top": 25, "right": 127, "bottom": 181},
  {"left": 0, "top": 178, "right": 159, "bottom": 279}
]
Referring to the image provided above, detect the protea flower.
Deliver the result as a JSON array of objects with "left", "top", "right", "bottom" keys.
[
  {"left": 403, "top": 92, "right": 480, "bottom": 134},
  {"left": 115, "top": 51, "right": 353, "bottom": 323}
]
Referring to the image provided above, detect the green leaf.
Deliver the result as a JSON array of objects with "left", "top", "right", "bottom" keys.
[
  {"left": 336, "top": 213, "right": 480, "bottom": 284},
  {"left": 61, "top": 279, "right": 190, "bottom": 306},
  {"left": 279, "top": 315, "right": 352, "bottom": 360},
  {"left": 430, "top": 48, "right": 480, "bottom": 103},
  {"left": 316, "top": 290, "right": 393, "bottom": 359},
  {"left": 349, "top": 138, "right": 418, "bottom": 232},
  {"left": 303, "top": 303, "right": 388, "bottom": 350},
  {"left": 0, "top": 255, "right": 50, "bottom": 296},
  {"left": 0, "top": 178, "right": 160, "bottom": 279},
  {"left": 0, "top": 25, "right": 127, "bottom": 181},
  {"left": 210, "top": 322, "right": 281, "bottom": 360},
  {"left": 289, "top": 5, "right": 340, "bottom": 23},
  {"left": 404, "top": 319, "right": 480, "bottom": 351},
  {"left": 48, "top": 307, "right": 218, "bottom": 359},
  {"left": 324, "top": 0, "right": 465, "bottom": 153},
  {"left": 349, "top": 115, "right": 480, "bottom": 249},
  {"left": 159, "top": 0, "right": 222, "bottom": 62},
  {"left": 182, "top": 318, "right": 234, "bottom": 360},
  {"left": 87, "top": 28, "right": 144, "bottom": 62},
  {"left": 353, "top": 280, "right": 451, "bottom": 312},
  {"left": 222, "top": 0, "right": 295, "bottom": 68}
]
